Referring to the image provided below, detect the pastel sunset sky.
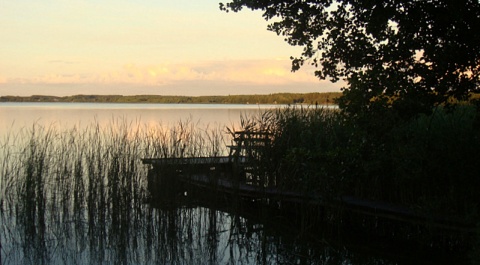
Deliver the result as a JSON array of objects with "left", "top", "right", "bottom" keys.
[{"left": 0, "top": 0, "right": 342, "bottom": 96}]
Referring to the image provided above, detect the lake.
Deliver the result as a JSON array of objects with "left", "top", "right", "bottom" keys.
[
  {"left": 0, "top": 103, "right": 454, "bottom": 265},
  {"left": 0, "top": 102, "right": 280, "bottom": 136}
]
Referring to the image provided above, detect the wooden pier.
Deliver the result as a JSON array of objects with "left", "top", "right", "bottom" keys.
[{"left": 142, "top": 131, "right": 478, "bottom": 237}]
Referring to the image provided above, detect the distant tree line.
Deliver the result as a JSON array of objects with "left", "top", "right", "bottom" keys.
[{"left": 0, "top": 92, "right": 341, "bottom": 105}]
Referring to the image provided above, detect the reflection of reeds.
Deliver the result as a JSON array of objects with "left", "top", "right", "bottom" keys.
[
  {"left": 0, "top": 110, "right": 464, "bottom": 264},
  {"left": 0, "top": 118, "right": 230, "bottom": 264},
  {"left": 1, "top": 114, "right": 336, "bottom": 264}
]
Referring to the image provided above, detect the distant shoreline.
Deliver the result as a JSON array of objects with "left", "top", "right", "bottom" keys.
[{"left": 0, "top": 92, "right": 341, "bottom": 105}]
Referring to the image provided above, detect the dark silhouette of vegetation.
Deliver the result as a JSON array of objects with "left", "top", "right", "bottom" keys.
[
  {"left": 0, "top": 92, "right": 341, "bottom": 105},
  {"left": 236, "top": 106, "right": 479, "bottom": 254},
  {"left": 1, "top": 120, "right": 442, "bottom": 264},
  {"left": 221, "top": 2, "right": 480, "bottom": 254},
  {"left": 221, "top": 0, "right": 480, "bottom": 118}
]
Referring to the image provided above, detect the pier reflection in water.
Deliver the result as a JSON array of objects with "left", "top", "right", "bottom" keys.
[
  {"left": 1, "top": 174, "right": 461, "bottom": 265},
  {"left": 145, "top": 183, "right": 460, "bottom": 265},
  {"left": 0, "top": 103, "right": 467, "bottom": 265},
  {"left": 2, "top": 179, "right": 445, "bottom": 265}
]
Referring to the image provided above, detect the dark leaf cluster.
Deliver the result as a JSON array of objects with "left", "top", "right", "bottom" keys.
[{"left": 221, "top": 0, "right": 480, "bottom": 118}]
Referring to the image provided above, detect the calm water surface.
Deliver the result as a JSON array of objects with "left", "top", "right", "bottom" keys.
[
  {"left": 0, "top": 102, "right": 277, "bottom": 135},
  {"left": 0, "top": 103, "right": 452, "bottom": 265}
]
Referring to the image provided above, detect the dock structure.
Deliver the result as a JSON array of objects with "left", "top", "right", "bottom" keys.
[
  {"left": 142, "top": 131, "right": 478, "bottom": 236},
  {"left": 142, "top": 130, "right": 275, "bottom": 202}
]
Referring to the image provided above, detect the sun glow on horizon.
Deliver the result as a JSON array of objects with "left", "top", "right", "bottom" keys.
[{"left": 0, "top": 0, "right": 342, "bottom": 96}]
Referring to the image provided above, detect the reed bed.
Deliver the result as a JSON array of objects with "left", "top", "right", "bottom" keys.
[
  {"left": 1, "top": 106, "right": 478, "bottom": 263},
  {"left": 231, "top": 105, "right": 480, "bottom": 251},
  {"left": 228, "top": 106, "right": 345, "bottom": 196},
  {"left": 235, "top": 105, "right": 480, "bottom": 204},
  {"left": 0, "top": 118, "right": 229, "bottom": 264},
  {"left": 0, "top": 116, "right": 368, "bottom": 264}
]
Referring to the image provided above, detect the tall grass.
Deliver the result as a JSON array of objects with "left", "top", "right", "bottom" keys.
[
  {"left": 389, "top": 106, "right": 480, "bottom": 220},
  {"left": 0, "top": 115, "right": 399, "bottom": 264},
  {"left": 0, "top": 118, "right": 228, "bottom": 264},
  {"left": 0, "top": 110, "right": 474, "bottom": 263},
  {"left": 231, "top": 105, "right": 480, "bottom": 229},
  {"left": 143, "top": 118, "right": 227, "bottom": 159},
  {"left": 228, "top": 106, "right": 347, "bottom": 196}
]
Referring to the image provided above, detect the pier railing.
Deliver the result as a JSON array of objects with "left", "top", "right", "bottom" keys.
[{"left": 227, "top": 130, "right": 274, "bottom": 187}]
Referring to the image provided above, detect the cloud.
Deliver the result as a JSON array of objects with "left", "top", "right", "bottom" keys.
[
  {"left": 15, "top": 60, "right": 320, "bottom": 86},
  {"left": 104, "top": 60, "right": 321, "bottom": 86},
  {"left": 1, "top": 59, "right": 342, "bottom": 96}
]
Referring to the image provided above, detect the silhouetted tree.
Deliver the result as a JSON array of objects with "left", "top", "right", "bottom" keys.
[{"left": 221, "top": 0, "right": 480, "bottom": 118}]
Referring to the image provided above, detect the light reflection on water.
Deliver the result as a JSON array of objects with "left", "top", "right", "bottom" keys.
[
  {"left": 0, "top": 103, "right": 444, "bottom": 265},
  {"left": 0, "top": 103, "right": 278, "bottom": 133}
]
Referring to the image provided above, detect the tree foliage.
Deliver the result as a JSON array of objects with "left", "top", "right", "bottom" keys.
[{"left": 221, "top": 0, "right": 480, "bottom": 118}]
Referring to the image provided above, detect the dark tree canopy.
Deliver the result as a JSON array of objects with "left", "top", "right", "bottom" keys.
[{"left": 221, "top": 0, "right": 480, "bottom": 117}]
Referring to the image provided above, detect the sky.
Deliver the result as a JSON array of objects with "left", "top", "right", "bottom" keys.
[{"left": 0, "top": 0, "right": 342, "bottom": 96}]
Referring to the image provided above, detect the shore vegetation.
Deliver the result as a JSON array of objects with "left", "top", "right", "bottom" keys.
[
  {"left": 0, "top": 92, "right": 340, "bottom": 105},
  {"left": 229, "top": 104, "right": 480, "bottom": 257}
]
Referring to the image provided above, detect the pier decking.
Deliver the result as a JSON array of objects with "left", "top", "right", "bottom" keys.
[{"left": 142, "top": 131, "right": 477, "bottom": 235}]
